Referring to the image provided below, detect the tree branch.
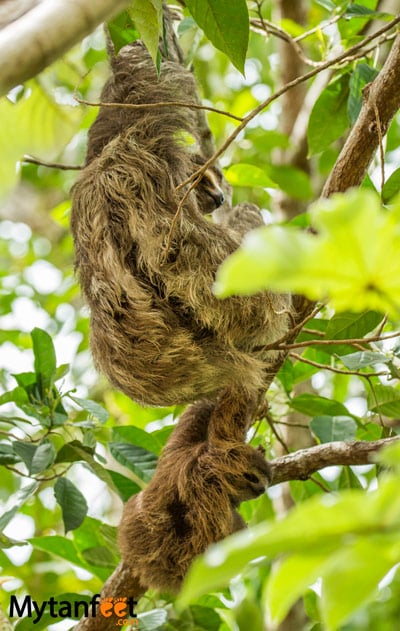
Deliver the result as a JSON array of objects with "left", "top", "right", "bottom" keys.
[
  {"left": 322, "top": 31, "right": 400, "bottom": 196},
  {"left": 269, "top": 437, "right": 400, "bottom": 485},
  {"left": 0, "top": 0, "right": 133, "bottom": 96}
]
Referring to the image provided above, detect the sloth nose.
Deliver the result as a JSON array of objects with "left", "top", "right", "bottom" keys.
[{"left": 212, "top": 190, "right": 225, "bottom": 208}]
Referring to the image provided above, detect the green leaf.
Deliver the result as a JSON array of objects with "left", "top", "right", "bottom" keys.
[
  {"left": 31, "top": 328, "right": 56, "bottom": 395},
  {"left": 266, "top": 165, "right": 313, "bottom": 200},
  {"left": 224, "top": 164, "right": 277, "bottom": 189},
  {"left": 0, "top": 482, "right": 38, "bottom": 531},
  {"left": 109, "top": 442, "right": 158, "bottom": 483},
  {"left": 382, "top": 168, "right": 400, "bottom": 203},
  {"left": 267, "top": 553, "right": 329, "bottom": 624},
  {"left": 310, "top": 416, "right": 357, "bottom": 443},
  {"left": 55, "top": 441, "right": 118, "bottom": 492},
  {"left": 348, "top": 63, "right": 378, "bottom": 124},
  {"left": 29, "top": 535, "right": 86, "bottom": 568},
  {"left": 186, "top": 0, "right": 249, "bottom": 73},
  {"left": 325, "top": 311, "right": 382, "bottom": 340},
  {"left": 345, "top": 4, "right": 393, "bottom": 19},
  {"left": 177, "top": 477, "right": 400, "bottom": 608},
  {"left": 55, "top": 440, "right": 94, "bottom": 464},
  {"left": 321, "top": 535, "right": 400, "bottom": 630},
  {"left": 0, "top": 386, "right": 29, "bottom": 406},
  {"left": 107, "top": 470, "right": 141, "bottom": 501},
  {"left": 0, "top": 83, "right": 81, "bottom": 199},
  {"left": 30, "top": 440, "right": 56, "bottom": 474},
  {"left": 108, "top": 11, "right": 139, "bottom": 54},
  {"left": 137, "top": 609, "right": 168, "bottom": 630},
  {"left": 308, "top": 76, "right": 349, "bottom": 155},
  {"left": 0, "top": 444, "right": 20, "bottom": 465},
  {"left": 339, "top": 351, "right": 389, "bottom": 370},
  {"left": 216, "top": 191, "right": 400, "bottom": 317},
  {"left": 367, "top": 385, "right": 400, "bottom": 417},
  {"left": 289, "top": 395, "right": 351, "bottom": 418},
  {"left": 54, "top": 478, "right": 88, "bottom": 533},
  {"left": 112, "top": 425, "right": 162, "bottom": 455},
  {"left": 314, "top": 0, "right": 336, "bottom": 9},
  {"left": 12, "top": 441, "right": 37, "bottom": 473},
  {"left": 68, "top": 395, "right": 109, "bottom": 424},
  {"left": 80, "top": 545, "right": 117, "bottom": 568},
  {"left": 127, "top": 0, "right": 163, "bottom": 65}
]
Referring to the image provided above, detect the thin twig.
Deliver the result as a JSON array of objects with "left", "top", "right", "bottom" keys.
[
  {"left": 22, "top": 155, "right": 82, "bottom": 170},
  {"left": 289, "top": 351, "right": 389, "bottom": 378},
  {"left": 75, "top": 96, "right": 243, "bottom": 122},
  {"left": 265, "top": 329, "right": 400, "bottom": 352}
]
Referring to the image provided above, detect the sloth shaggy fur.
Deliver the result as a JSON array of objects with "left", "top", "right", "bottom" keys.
[
  {"left": 118, "top": 391, "right": 271, "bottom": 592},
  {"left": 71, "top": 42, "right": 293, "bottom": 406}
]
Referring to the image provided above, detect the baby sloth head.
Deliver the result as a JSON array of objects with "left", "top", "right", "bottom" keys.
[
  {"left": 192, "top": 155, "right": 225, "bottom": 213},
  {"left": 217, "top": 444, "right": 271, "bottom": 506}
]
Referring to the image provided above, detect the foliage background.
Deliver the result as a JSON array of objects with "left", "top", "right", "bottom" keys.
[{"left": 1, "top": 1, "right": 400, "bottom": 630}]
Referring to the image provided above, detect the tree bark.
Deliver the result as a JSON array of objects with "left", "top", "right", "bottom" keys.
[
  {"left": 0, "top": 0, "right": 133, "bottom": 96},
  {"left": 269, "top": 437, "right": 399, "bottom": 485},
  {"left": 322, "top": 31, "right": 400, "bottom": 197}
]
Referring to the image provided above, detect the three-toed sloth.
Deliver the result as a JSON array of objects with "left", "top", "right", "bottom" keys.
[
  {"left": 71, "top": 41, "right": 292, "bottom": 407},
  {"left": 118, "top": 391, "right": 271, "bottom": 592}
]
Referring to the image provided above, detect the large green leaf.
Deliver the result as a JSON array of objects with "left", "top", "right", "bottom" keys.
[
  {"left": 0, "top": 482, "right": 38, "bottom": 531},
  {"left": 54, "top": 478, "right": 88, "bottom": 533},
  {"left": 128, "top": 0, "right": 163, "bottom": 65},
  {"left": 382, "top": 168, "right": 400, "bottom": 203},
  {"left": 348, "top": 63, "right": 378, "bottom": 124},
  {"left": 367, "top": 385, "right": 400, "bottom": 417},
  {"left": 321, "top": 535, "right": 400, "bottom": 630},
  {"left": 186, "top": 0, "right": 249, "bottom": 72},
  {"left": 0, "top": 83, "right": 81, "bottom": 199},
  {"left": 308, "top": 76, "right": 349, "bottom": 155},
  {"left": 310, "top": 416, "right": 357, "bottom": 443},
  {"left": 215, "top": 191, "right": 400, "bottom": 316},
  {"left": 112, "top": 425, "right": 162, "bottom": 455},
  {"left": 289, "top": 394, "right": 351, "bottom": 418},
  {"left": 31, "top": 328, "right": 56, "bottom": 395},
  {"left": 177, "top": 477, "right": 400, "bottom": 608},
  {"left": 109, "top": 442, "right": 158, "bottom": 483}
]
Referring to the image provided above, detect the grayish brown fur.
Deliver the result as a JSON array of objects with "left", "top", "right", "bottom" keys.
[
  {"left": 118, "top": 390, "right": 271, "bottom": 592},
  {"left": 71, "top": 42, "right": 292, "bottom": 406}
]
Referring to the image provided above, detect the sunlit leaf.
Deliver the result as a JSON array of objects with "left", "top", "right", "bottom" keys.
[
  {"left": 0, "top": 83, "right": 81, "bottom": 199},
  {"left": 215, "top": 191, "right": 400, "bottom": 317},
  {"left": 186, "top": 0, "right": 249, "bottom": 72},
  {"left": 128, "top": 0, "right": 163, "bottom": 65},
  {"left": 224, "top": 163, "right": 277, "bottom": 188}
]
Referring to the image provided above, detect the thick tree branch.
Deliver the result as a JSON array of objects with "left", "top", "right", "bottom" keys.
[
  {"left": 73, "top": 564, "right": 144, "bottom": 631},
  {"left": 322, "top": 31, "right": 400, "bottom": 197},
  {"left": 0, "top": 0, "right": 133, "bottom": 96},
  {"left": 269, "top": 437, "right": 399, "bottom": 485}
]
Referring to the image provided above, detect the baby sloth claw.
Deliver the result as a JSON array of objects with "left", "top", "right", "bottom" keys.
[{"left": 118, "top": 395, "right": 271, "bottom": 593}]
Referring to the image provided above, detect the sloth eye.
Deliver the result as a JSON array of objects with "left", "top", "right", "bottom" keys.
[{"left": 243, "top": 472, "right": 260, "bottom": 484}]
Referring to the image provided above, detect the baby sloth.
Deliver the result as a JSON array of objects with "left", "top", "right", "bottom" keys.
[
  {"left": 118, "top": 392, "right": 271, "bottom": 593},
  {"left": 71, "top": 41, "right": 292, "bottom": 407}
]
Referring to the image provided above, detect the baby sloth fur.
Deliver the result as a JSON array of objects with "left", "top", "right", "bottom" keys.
[
  {"left": 118, "top": 392, "right": 271, "bottom": 592},
  {"left": 71, "top": 41, "right": 292, "bottom": 406}
]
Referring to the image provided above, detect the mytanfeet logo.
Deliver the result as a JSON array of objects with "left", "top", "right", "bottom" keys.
[{"left": 9, "top": 594, "right": 139, "bottom": 627}]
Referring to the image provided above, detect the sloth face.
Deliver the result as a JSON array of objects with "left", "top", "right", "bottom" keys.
[{"left": 191, "top": 155, "right": 225, "bottom": 213}]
